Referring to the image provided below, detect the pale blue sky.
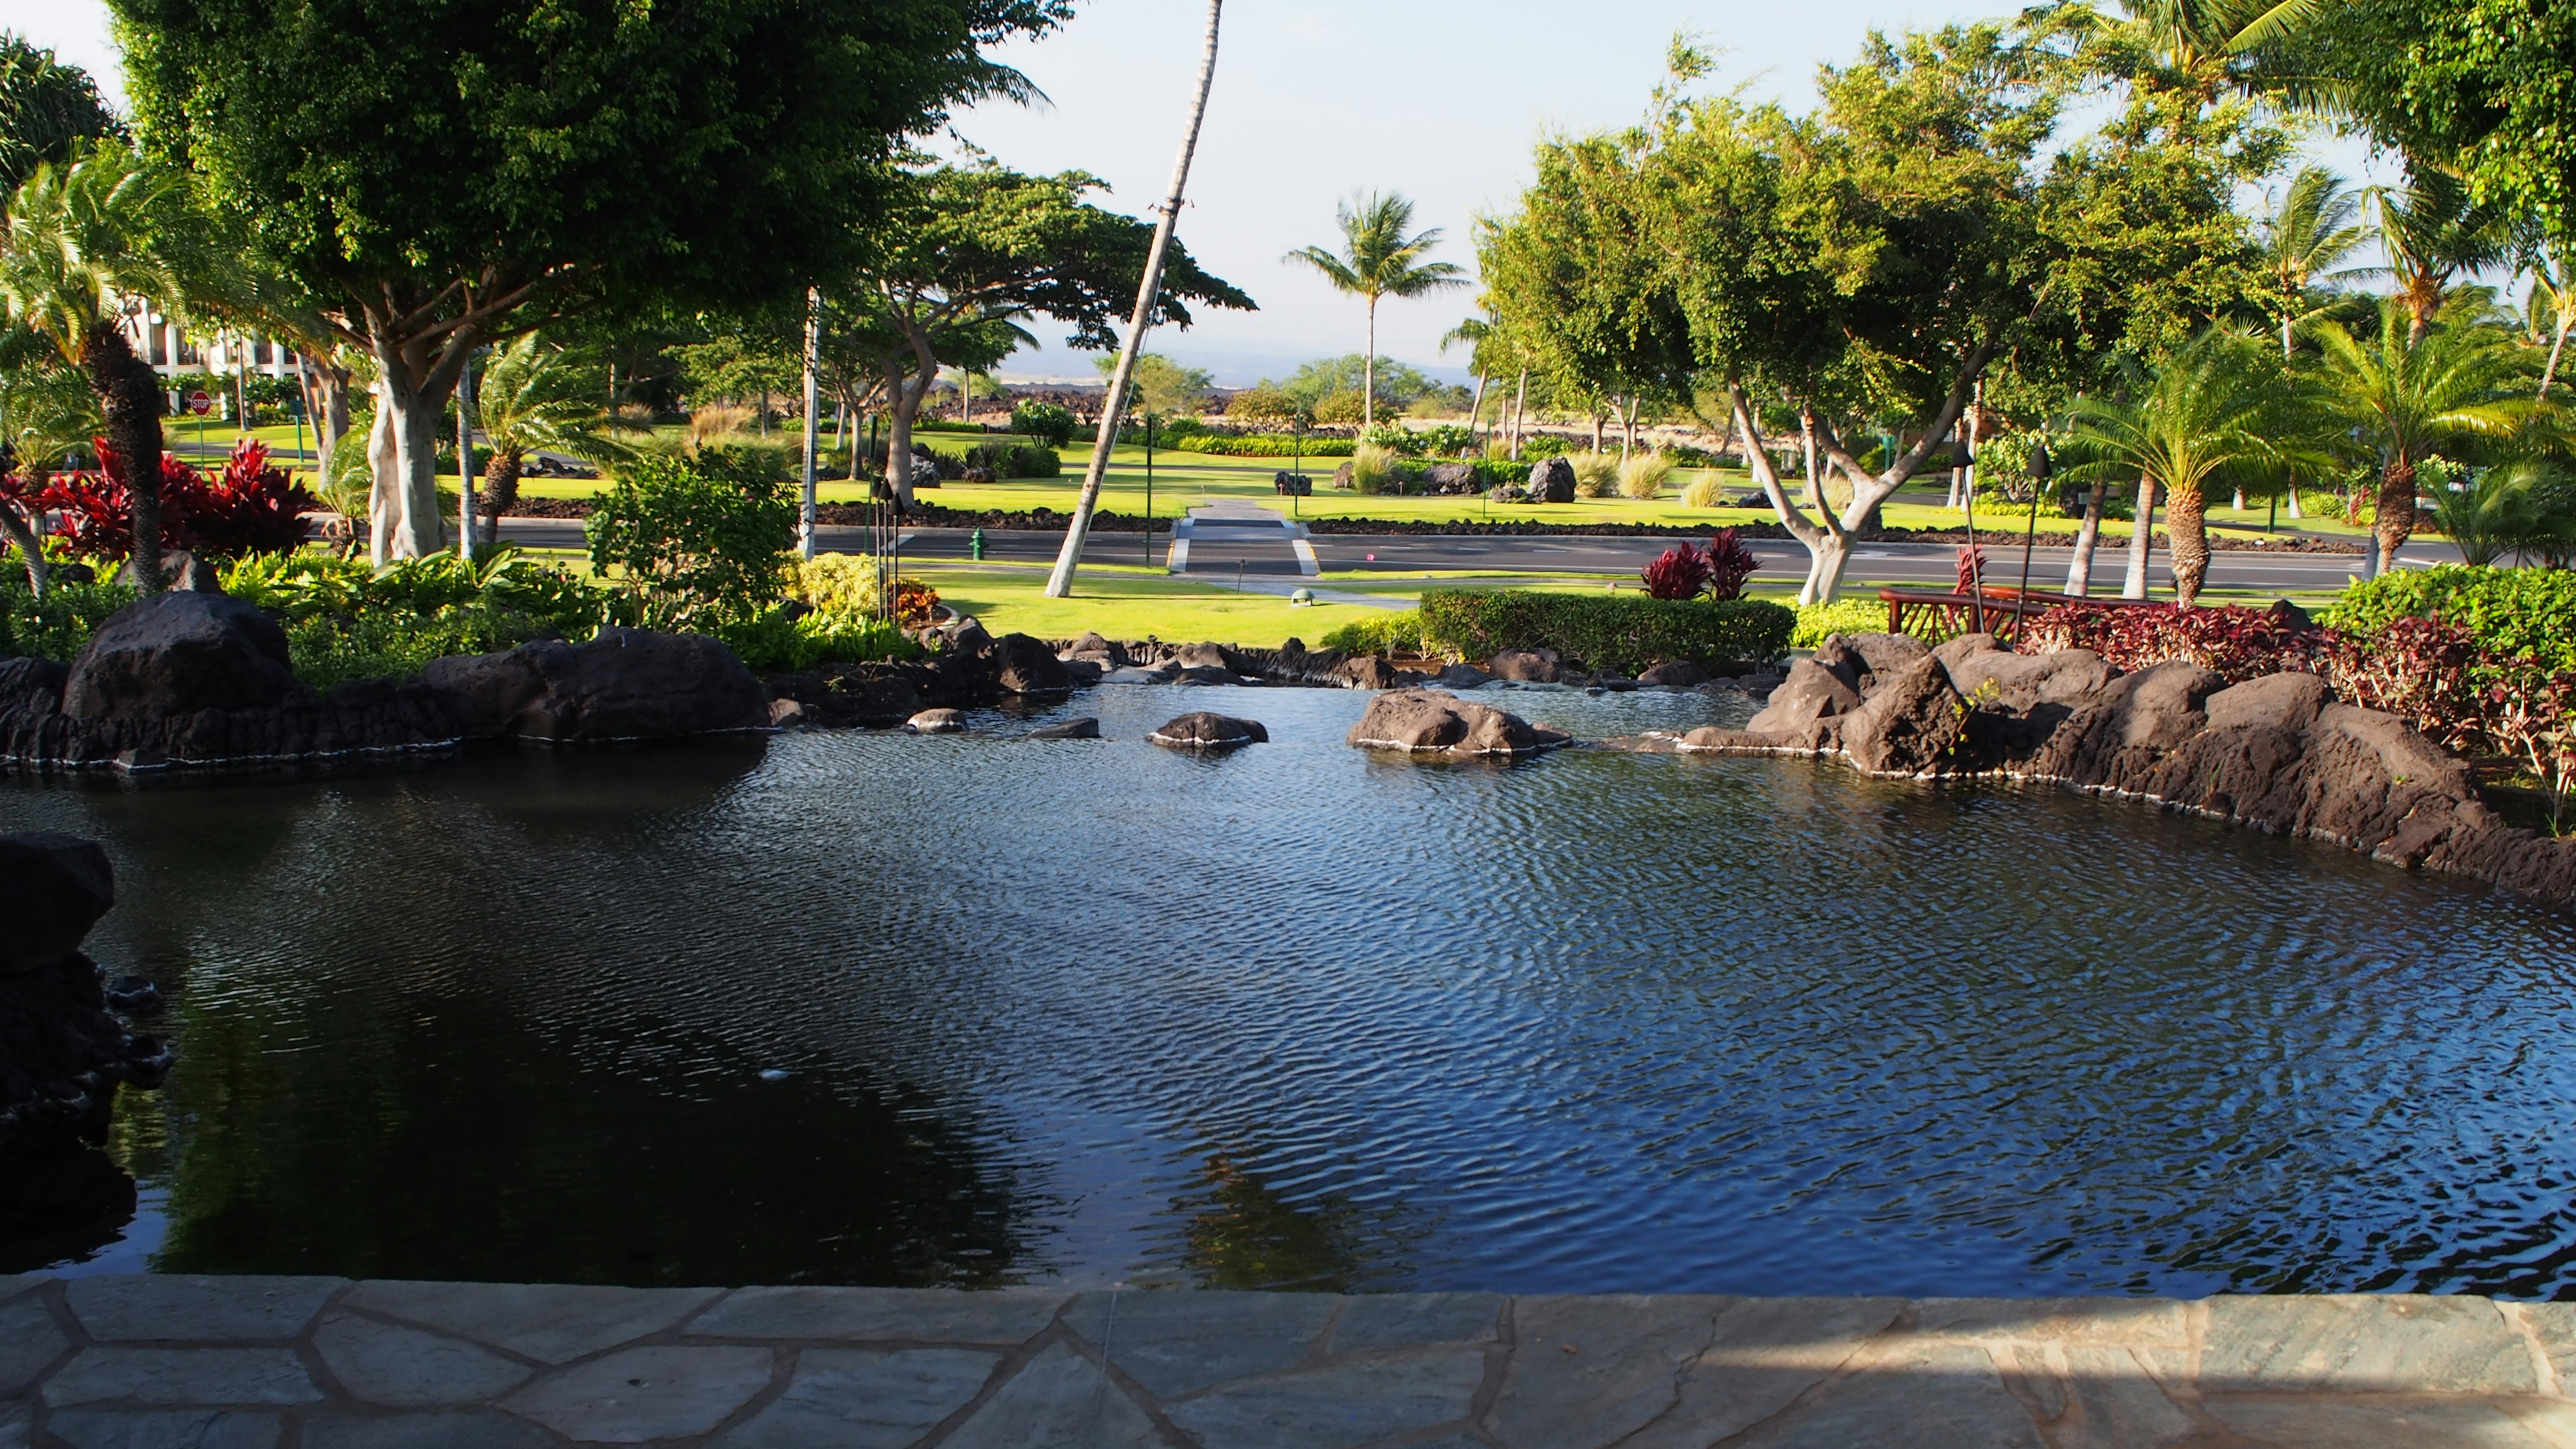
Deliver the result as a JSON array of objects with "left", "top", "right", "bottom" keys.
[{"left": 6, "top": 0, "right": 2382, "bottom": 385}]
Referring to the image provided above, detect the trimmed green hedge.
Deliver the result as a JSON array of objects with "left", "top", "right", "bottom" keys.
[
  {"left": 1417, "top": 588, "right": 1795, "bottom": 674},
  {"left": 2328, "top": 564, "right": 2576, "bottom": 671},
  {"left": 1169, "top": 433, "right": 1357, "bottom": 459}
]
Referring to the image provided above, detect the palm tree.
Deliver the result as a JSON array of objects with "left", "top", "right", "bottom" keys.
[
  {"left": 2057, "top": 328, "right": 2308, "bottom": 605},
  {"left": 1042, "top": 0, "right": 1224, "bottom": 600},
  {"left": 2308, "top": 299, "right": 2540, "bottom": 577},
  {"left": 470, "top": 335, "right": 649, "bottom": 547},
  {"left": 2369, "top": 171, "right": 2517, "bottom": 343},
  {"left": 0, "top": 142, "right": 223, "bottom": 590},
  {"left": 1284, "top": 193, "right": 1466, "bottom": 429},
  {"left": 2247, "top": 166, "right": 2364, "bottom": 515},
  {"left": 1440, "top": 315, "right": 1494, "bottom": 445}
]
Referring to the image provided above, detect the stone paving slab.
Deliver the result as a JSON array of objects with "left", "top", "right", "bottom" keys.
[{"left": 9, "top": 1277, "right": 2576, "bottom": 1446}]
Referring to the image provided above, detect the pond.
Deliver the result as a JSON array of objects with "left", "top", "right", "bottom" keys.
[{"left": 8, "top": 682, "right": 2576, "bottom": 1299}]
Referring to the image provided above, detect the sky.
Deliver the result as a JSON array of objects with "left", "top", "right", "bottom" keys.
[{"left": 3, "top": 0, "right": 2385, "bottom": 387}]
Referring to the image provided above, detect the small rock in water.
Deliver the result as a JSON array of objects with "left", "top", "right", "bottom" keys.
[
  {"left": 906, "top": 708, "right": 967, "bottom": 733},
  {"left": 1148, "top": 712, "right": 1268, "bottom": 749},
  {"left": 1028, "top": 717, "right": 1101, "bottom": 740},
  {"left": 758, "top": 1069, "right": 791, "bottom": 1082},
  {"left": 103, "top": 974, "right": 161, "bottom": 1011}
]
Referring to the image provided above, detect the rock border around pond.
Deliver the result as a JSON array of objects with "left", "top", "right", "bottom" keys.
[
  {"left": 1346, "top": 689, "right": 1572, "bottom": 759},
  {"left": 1680, "top": 631, "right": 2576, "bottom": 914}
]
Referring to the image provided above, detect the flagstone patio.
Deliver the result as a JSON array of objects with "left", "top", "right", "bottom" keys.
[{"left": 5, "top": 1274, "right": 2575, "bottom": 1447}]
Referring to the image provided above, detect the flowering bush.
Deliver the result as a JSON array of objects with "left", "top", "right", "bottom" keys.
[{"left": 36, "top": 437, "right": 315, "bottom": 562}]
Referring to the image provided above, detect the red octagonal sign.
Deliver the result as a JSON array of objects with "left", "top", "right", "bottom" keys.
[{"left": 186, "top": 390, "right": 213, "bottom": 417}]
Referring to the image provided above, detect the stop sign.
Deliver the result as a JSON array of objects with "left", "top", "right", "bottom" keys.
[{"left": 186, "top": 390, "right": 213, "bottom": 417}]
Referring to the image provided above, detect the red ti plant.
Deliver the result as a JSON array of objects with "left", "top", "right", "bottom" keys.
[
  {"left": 1955, "top": 545, "right": 1990, "bottom": 594},
  {"left": 1704, "top": 529, "right": 1758, "bottom": 601},
  {"left": 40, "top": 437, "right": 315, "bottom": 564},
  {"left": 1642, "top": 542, "right": 1715, "bottom": 600}
]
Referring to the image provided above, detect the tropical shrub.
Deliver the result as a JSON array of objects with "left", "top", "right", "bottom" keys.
[
  {"left": 1618, "top": 452, "right": 1672, "bottom": 500},
  {"left": 1520, "top": 433, "right": 1571, "bottom": 459},
  {"left": 0, "top": 574, "right": 138, "bottom": 661},
  {"left": 710, "top": 607, "right": 911, "bottom": 673},
  {"left": 1640, "top": 544, "right": 1712, "bottom": 600},
  {"left": 1010, "top": 401, "right": 1075, "bottom": 448},
  {"left": 963, "top": 442, "right": 1063, "bottom": 479},
  {"left": 1358, "top": 423, "right": 1422, "bottom": 456},
  {"left": 1415, "top": 423, "right": 1477, "bottom": 457},
  {"left": 40, "top": 438, "right": 317, "bottom": 561},
  {"left": 790, "top": 553, "right": 881, "bottom": 622},
  {"left": 1792, "top": 598, "right": 1892, "bottom": 649},
  {"left": 586, "top": 446, "right": 796, "bottom": 629},
  {"left": 1311, "top": 388, "right": 1367, "bottom": 425},
  {"left": 216, "top": 548, "right": 611, "bottom": 690},
  {"left": 2327, "top": 564, "right": 2576, "bottom": 672},
  {"left": 1417, "top": 588, "right": 1794, "bottom": 673},
  {"left": 1223, "top": 384, "right": 1297, "bottom": 425},
  {"left": 1317, "top": 610, "right": 1428, "bottom": 656},
  {"left": 1703, "top": 529, "right": 1758, "bottom": 600},
  {"left": 1569, "top": 451, "right": 1619, "bottom": 498}
]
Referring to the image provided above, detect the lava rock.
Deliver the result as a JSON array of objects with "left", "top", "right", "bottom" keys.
[
  {"left": 767, "top": 698, "right": 808, "bottom": 727},
  {"left": 1422, "top": 462, "right": 1481, "bottom": 494},
  {"left": 1060, "top": 631, "right": 1130, "bottom": 668},
  {"left": 101, "top": 975, "right": 160, "bottom": 1012},
  {"left": 1638, "top": 660, "right": 1711, "bottom": 688},
  {"left": 994, "top": 633, "right": 1073, "bottom": 694},
  {"left": 1841, "top": 656, "right": 1968, "bottom": 775},
  {"left": 1527, "top": 456, "right": 1577, "bottom": 504},
  {"left": 1028, "top": 716, "right": 1101, "bottom": 740},
  {"left": 424, "top": 627, "right": 769, "bottom": 743},
  {"left": 1340, "top": 655, "right": 1409, "bottom": 690},
  {"left": 0, "top": 834, "right": 114, "bottom": 975},
  {"left": 62, "top": 590, "right": 307, "bottom": 723},
  {"left": 1745, "top": 657, "right": 1863, "bottom": 740},
  {"left": 1947, "top": 647, "right": 2116, "bottom": 713},
  {"left": 1432, "top": 662, "right": 1496, "bottom": 689},
  {"left": 1346, "top": 688, "right": 1566, "bottom": 757},
  {"left": 906, "top": 708, "right": 967, "bottom": 733},
  {"left": 1061, "top": 659, "right": 1105, "bottom": 687},
  {"left": 2203, "top": 670, "right": 2330, "bottom": 734},
  {"left": 1148, "top": 712, "right": 1267, "bottom": 749},
  {"left": 1489, "top": 648, "right": 1571, "bottom": 684},
  {"left": 1836, "top": 631, "right": 1931, "bottom": 682},
  {"left": 1099, "top": 665, "right": 1174, "bottom": 685}
]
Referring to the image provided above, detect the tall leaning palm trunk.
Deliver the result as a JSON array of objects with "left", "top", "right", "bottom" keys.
[
  {"left": 83, "top": 317, "right": 166, "bottom": 582},
  {"left": 1043, "top": 0, "right": 1222, "bottom": 599}
]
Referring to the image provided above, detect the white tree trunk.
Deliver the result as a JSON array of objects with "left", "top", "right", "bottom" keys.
[
  {"left": 2065, "top": 480, "right": 2105, "bottom": 596},
  {"left": 1044, "top": 0, "right": 1222, "bottom": 598},
  {"left": 1468, "top": 370, "right": 1489, "bottom": 446},
  {"left": 1510, "top": 370, "right": 1527, "bottom": 460},
  {"left": 1362, "top": 299, "right": 1377, "bottom": 431},
  {"left": 2123, "top": 477, "right": 2158, "bottom": 600},
  {"left": 366, "top": 401, "right": 398, "bottom": 567},
  {"left": 368, "top": 332, "right": 453, "bottom": 560}
]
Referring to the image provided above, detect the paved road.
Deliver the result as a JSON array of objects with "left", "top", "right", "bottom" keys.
[
  {"left": 10, "top": 1273, "right": 2571, "bottom": 1448},
  {"left": 493, "top": 515, "right": 2458, "bottom": 597}
]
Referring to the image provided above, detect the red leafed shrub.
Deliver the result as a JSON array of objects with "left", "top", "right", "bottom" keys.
[
  {"left": 1955, "top": 546, "right": 1990, "bottom": 594},
  {"left": 1642, "top": 533, "right": 1760, "bottom": 601},
  {"left": 38, "top": 437, "right": 315, "bottom": 562},
  {"left": 2023, "top": 601, "right": 2328, "bottom": 681},
  {"left": 191, "top": 439, "right": 317, "bottom": 557},
  {"left": 1704, "top": 528, "right": 1757, "bottom": 602},
  {"left": 1641, "top": 543, "right": 1714, "bottom": 600},
  {"left": 2023, "top": 600, "right": 2490, "bottom": 756},
  {"left": 892, "top": 577, "right": 941, "bottom": 629}
]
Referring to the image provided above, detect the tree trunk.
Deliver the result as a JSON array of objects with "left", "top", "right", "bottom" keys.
[
  {"left": 2542, "top": 312, "right": 2571, "bottom": 400},
  {"left": 1042, "top": 0, "right": 1221, "bottom": 597},
  {"left": 2375, "top": 455, "right": 2418, "bottom": 577},
  {"left": 1509, "top": 370, "right": 1527, "bottom": 460},
  {"left": 0, "top": 503, "right": 46, "bottom": 596},
  {"left": 366, "top": 402, "right": 397, "bottom": 566},
  {"left": 83, "top": 321, "right": 166, "bottom": 591},
  {"left": 2287, "top": 478, "right": 2303, "bottom": 519},
  {"left": 1468, "top": 370, "right": 1488, "bottom": 447},
  {"left": 2167, "top": 481, "right": 2210, "bottom": 606},
  {"left": 1362, "top": 297, "right": 1378, "bottom": 431},
  {"left": 2123, "top": 476, "right": 2158, "bottom": 600},
  {"left": 362, "top": 315, "right": 478, "bottom": 561},
  {"left": 1619, "top": 396, "right": 1638, "bottom": 460},
  {"left": 1591, "top": 409, "right": 1604, "bottom": 452},
  {"left": 2065, "top": 477, "right": 2106, "bottom": 597},
  {"left": 477, "top": 449, "right": 521, "bottom": 549}
]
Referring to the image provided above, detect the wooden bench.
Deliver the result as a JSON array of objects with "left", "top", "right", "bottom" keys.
[{"left": 1878, "top": 587, "right": 2161, "bottom": 645}]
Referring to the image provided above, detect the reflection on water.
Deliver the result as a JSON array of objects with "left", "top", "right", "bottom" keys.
[{"left": 8, "top": 683, "right": 2576, "bottom": 1297}]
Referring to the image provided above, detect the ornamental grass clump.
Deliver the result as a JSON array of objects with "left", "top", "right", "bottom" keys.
[
  {"left": 1570, "top": 451, "right": 1619, "bottom": 498},
  {"left": 1681, "top": 474, "right": 1730, "bottom": 509},
  {"left": 1347, "top": 443, "right": 1404, "bottom": 496},
  {"left": 1618, "top": 452, "right": 1672, "bottom": 500}
]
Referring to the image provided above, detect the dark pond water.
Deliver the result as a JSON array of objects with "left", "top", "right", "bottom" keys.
[{"left": 9, "top": 682, "right": 2576, "bottom": 1298}]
